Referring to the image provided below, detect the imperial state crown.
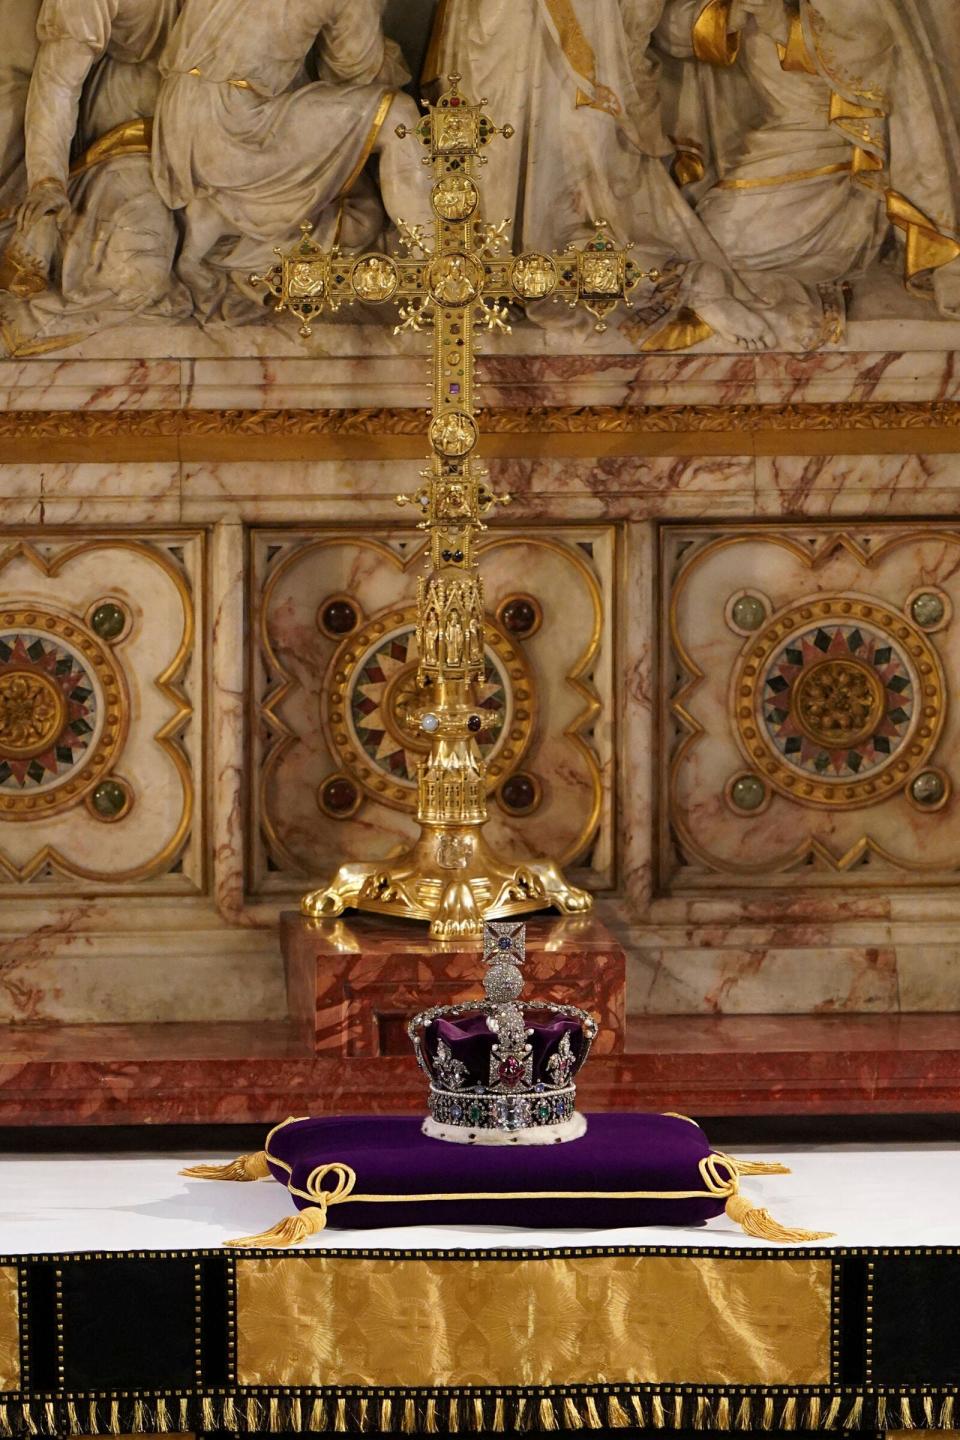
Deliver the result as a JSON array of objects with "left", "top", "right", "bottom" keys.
[{"left": 408, "top": 920, "right": 598, "bottom": 1144}]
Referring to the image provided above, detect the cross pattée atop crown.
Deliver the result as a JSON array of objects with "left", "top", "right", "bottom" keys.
[{"left": 408, "top": 922, "right": 598, "bottom": 1146}]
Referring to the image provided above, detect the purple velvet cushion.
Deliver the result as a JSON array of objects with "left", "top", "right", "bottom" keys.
[{"left": 264, "top": 1113, "right": 725, "bottom": 1231}]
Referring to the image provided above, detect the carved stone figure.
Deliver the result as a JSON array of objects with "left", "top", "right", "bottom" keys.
[
  {"left": 658, "top": 0, "right": 960, "bottom": 313},
  {"left": 0, "top": 0, "right": 41, "bottom": 249},
  {"left": 425, "top": 0, "right": 830, "bottom": 350},
  {"left": 2, "top": 0, "right": 187, "bottom": 314},
  {"left": 152, "top": 0, "right": 432, "bottom": 317}
]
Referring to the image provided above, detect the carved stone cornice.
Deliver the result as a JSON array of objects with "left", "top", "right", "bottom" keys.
[{"left": 2, "top": 400, "right": 960, "bottom": 461}]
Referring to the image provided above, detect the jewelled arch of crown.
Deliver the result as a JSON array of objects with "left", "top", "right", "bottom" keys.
[
  {"left": 408, "top": 920, "right": 599, "bottom": 1142},
  {"left": 254, "top": 76, "right": 657, "bottom": 939}
]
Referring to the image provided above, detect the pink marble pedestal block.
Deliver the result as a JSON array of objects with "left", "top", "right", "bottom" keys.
[{"left": 282, "top": 912, "right": 626, "bottom": 1057}]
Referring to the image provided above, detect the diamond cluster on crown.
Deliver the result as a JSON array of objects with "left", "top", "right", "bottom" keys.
[{"left": 408, "top": 920, "right": 598, "bottom": 1135}]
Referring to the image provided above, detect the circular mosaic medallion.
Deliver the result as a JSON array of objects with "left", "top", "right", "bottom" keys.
[
  {"left": 0, "top": 608, "right": 128, "bottom": 820},
  {"left": 324, "top": 605, "right": 534, "bottom": 812},
  {"left": 732, "top": 596, "right": 946, "bottom": 809}
]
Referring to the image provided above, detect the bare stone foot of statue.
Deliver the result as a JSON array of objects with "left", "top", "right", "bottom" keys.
[{"left": 692, "top": 295, "right": 776, "bottom": 351}]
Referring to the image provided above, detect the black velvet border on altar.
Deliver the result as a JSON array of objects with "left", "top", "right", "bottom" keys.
[{"left": 2, "top": 1247, "right": 959, "bottom": 1434}]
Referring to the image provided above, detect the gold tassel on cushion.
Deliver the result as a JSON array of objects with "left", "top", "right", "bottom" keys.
[
  {"left": 725, "top": 1194, "right": 833, "bottom": 1243},
  {"left": 899, "top": 1396, "right": 914, "bottom": 1429},
  {"left": 472, "top": 1398, "right": 485, "bottom": 1431},
  {"left": 630, "top": 1395, "right": 646, "bottom": 1427},
  {"left": 513, "top": 1399, "right": 527, "bottom": 1431},
  {"left": 805, "top": 1396, "right": 821, "bottom": 1429},
  {"left": 181, "top": 1151, "right": 271, "bottom": 1181},
  {"left": 492, "top": 1397, "right": 506, "bottom": 1432},
  {"left": 606, "top": 1396, "right": 631, "bottom": 1428},
  {"left": 424, "top": 1399, "right": 438, "bottom": 1434},
  {"left": 378, "top": 1398, "right": 392, "bottom": 1432},
  {"left": 225, "top": 1205, "right": 329, "bottom": 1248},
  {"left": 448, "top": 1397, "right": 460, "bottom": 1432},
  {"left": 875, "top": 1397, "right": 886, "bottom": 1428},
  {"left": 222, "top": 1397, "right": 238, "bottom": 1430},
  {"left": 307, "top": 1400, "right": 326, "bottom": 1432},
  {"left": 402, "top": 1399, "right": 417, "bottom": 1433},
  {"left": 922, "top": 1396, "right": 934, "bottom": 1427},
  {"left": 651, "top": 1394, "right": 666, "bottom": 1428},
  {"left": 334, "top": 1398, "right": 347, "bottom": 1432},
  {"left": 357, "top": 1398, "right": 370, "bottom": 1432},
  {"left": 714, "top": 1397, "right": 730, "bottom": 1430},
  {"left": 735, "top": 1397, "right": 752, "bottom": 1430},
  {"left": 761, "top": 1396, "right": 774, "bottom": 1430},
  {"left": 940, "top": 1397, "right": 955, "bottom": 1428},
  {"left": 780, "top": 1397, "right": 797, "bottom": 1429}
]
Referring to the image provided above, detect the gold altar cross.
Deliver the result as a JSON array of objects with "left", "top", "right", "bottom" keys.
[{"left": 254, "top": 76, "right": 655, "bottom": 939}]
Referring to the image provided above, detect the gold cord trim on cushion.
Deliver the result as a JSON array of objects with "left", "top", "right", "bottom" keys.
[{"left": 692, "top": 0, "right": 740, "bottom": 67}]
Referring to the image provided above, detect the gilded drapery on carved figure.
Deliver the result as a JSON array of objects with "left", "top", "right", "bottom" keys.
[{"left": 0, "top": 0, "right": 958, "bottom": 350}]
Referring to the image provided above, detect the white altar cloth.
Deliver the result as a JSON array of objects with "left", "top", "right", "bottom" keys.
[{"left": 0, "top": 1142, "right": 952, "bottom": 1252}]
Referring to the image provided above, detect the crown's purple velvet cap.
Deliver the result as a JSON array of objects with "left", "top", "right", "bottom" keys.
[
  {"left": 424, "top": 1013, "right": 586, "bottom": 1087},
  {"left": 265, "top": 1112, "right": 725, "bottom": 1231}
]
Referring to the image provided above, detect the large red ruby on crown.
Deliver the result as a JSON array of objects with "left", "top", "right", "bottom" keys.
[{"left": 498, "top": 1056, "right": 524, "bottom": 1086}]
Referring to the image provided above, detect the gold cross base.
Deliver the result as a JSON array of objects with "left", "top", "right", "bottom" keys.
[{"left": 300, "top": 826, "right": 593, "bottom": 941}]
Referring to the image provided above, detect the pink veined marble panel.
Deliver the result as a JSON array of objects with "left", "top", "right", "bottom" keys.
[{"left": 282, "top": 912, "right": 626, "bottom": 1057}]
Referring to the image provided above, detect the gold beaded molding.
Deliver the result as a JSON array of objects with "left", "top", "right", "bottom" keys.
[{"left": 3, "top": 400, "right": 960, "bottom": 461}]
